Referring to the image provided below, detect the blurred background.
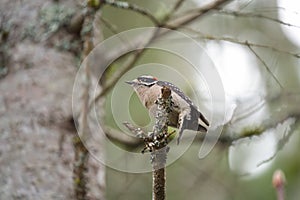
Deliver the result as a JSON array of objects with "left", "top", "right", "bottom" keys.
[{"left": 0, "top": 0, "right": 299, "bottom": 199}]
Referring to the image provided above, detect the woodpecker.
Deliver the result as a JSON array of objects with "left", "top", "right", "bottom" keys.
[{"left": 126, "top": 75, "right": 209, "bottom": 144}]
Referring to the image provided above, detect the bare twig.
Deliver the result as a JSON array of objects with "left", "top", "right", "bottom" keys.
[
  {"left": 126, "top": 94, "right": 300, "bottom": 148},
  {"left": 247, "top": 45, "right": 284, "bottom": 90},
  {"left": 88, "top": 0, "right": 299, "bottom": 156},
  {"left": 161, "top": 0, "right": 186, "bottom": 23},
  {"left": 91, "top": 0, "right": 299, "bottom": 113},
  {"left": 102, "top": 0, "right": 161, "bottom": 25},
  {"left": 92, "top": 47, "right": 143, "bottom": 102},
  {"left": 99, "top": 16, "right": 118, "bottom": 35},
  {"left": 99, "top": 16, "right": 133, "bottom": 49},
  {"left": 165, "top": 0, "right": 231, "bottom": 30},
  {"left": 179, "top": 6, "right": 300, "bottom": 30},
  {"left": 218, "top": 9, "right": 300, "bottom": 29},
  {"left": 172, "top": 0, "right": 186, "bottom": 13},
  {"left": 91, "top": 25, "right": 164, "bottom": 107},
  {"left": 91, "top": 0, "right": 231, "bottom": 107},
  {"left": 230, "top": 100, "right": 266, "bottom": 124},
  {"left": 104, "top": 126, "right": 142, "bottom": 147},
  {"left": 123, "top": 122, "right": 153, "bottom": 153},
  {"left": 182, "top": 28, "right": 300, "bottom": 58},
  {"left": 115, "top": 93, "right": 300, "bottom": 160},
  {"left": 257, "top": 117, "right": 298, "bottom": 167}
]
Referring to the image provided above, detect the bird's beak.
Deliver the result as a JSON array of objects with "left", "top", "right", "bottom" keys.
[{"left": 125, "top": 80, "right": 135, "bottom": 85}]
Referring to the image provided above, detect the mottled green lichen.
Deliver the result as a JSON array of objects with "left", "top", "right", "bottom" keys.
[
  {"left": 23, "top": 4, "right": 75, "bottom": 41},
  {"left": 40, "top": 5, "right": 74, "bottom": 38}
]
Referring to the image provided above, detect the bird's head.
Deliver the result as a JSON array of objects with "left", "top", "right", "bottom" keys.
[
  {"left": 126, "top": 75, "right": 158, "bottom": 89},
  {"left": 126, "top": 75, "right": 159, "bottom": 103}
]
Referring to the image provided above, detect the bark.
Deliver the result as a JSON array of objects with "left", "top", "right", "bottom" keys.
[{"left": 0, "top": 0, "right": 105, "bottom": 199}]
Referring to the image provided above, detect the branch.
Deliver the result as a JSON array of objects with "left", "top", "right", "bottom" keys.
[
  {"left": 161, "top": 0, "right": 186, "bottom": 23},
  {"left": 91, "top": 0, "right": 231, "bottom": 107},
  {"left": 165, "top": 0, "right": 231, "bottom": 30},
  {"left": 104, "top": 126, "right": 142, "bottom": 148},
  {"left": 182, "top": 28, "right": 300, "bottom": 58},
  {"left": 99, "top": 16, "right": 134, "bottom": 51},
  {"left": 101, "top": 0, "right": 161, "bottom": 25},
  {"left": 247, "top": 45, "right": 284, "bottom": 90},
  {"left": 90, "top": 0, "right": 300, "bottom": 121},
  {"left": 111, "top": 93, "right": 300, "bottom": 166},
  {"left": 191, "top": 114, "right": 299, "bottom": 153},
  {"left": 172, "top": 0, "right": 186, "bottom": 13},
  {"left": 88, "top": 0, "right": 298, "bottom": 155},
  {"left": 151, "top": 87, "right": 173, "bottom": 200},
  {"left": 91, "top": 27, "right": 169, "bottom": 106},
  {"left": 99, "top": 16, "right": 118, "bottom": 34},
  {"left": 124, "top": 87, "right": 173, "bottom": 200},
  {"left": 218, "top": 9, "right": 300, "bottom": 29},
  {"left": 123, "top": 87, "right": 174, "bottom": 153},
  {"left": 152, "top": 152, "right": 166, "bottom": 200},
  {"left": 92, "top": 45, "right": 145, "bottom": 103},
  {"left": 256, "top": 119, "right": 295, "bottom": 167}
]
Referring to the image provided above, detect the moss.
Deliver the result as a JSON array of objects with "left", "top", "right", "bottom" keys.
[
  {"left": 74, "top": 177, "right": 81, "bottom": 185},
  {"left": 240, "top": 126, "right": 264, "bottom": 138},
  {"left": 167, "top": 127, "right": 177, "bottom": 140},
  {"left": 87, "top": 0, "right": 101, "bottom": 8}
]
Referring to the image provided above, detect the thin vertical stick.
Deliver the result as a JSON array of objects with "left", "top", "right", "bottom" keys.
[
  {"left": 151, "top": 87, "right": 172, "bottom": 200},
  {"left": 152, "top": 148, "right": 167, "bottom": 200},
  {"left": 124, "top": 87, "right": 173, "bottom": 200}
]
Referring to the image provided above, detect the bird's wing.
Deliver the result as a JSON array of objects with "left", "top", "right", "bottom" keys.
[
  {"left": 157, "top": 80, "right": 209, "bottom": 126},
  {"left": 156, "top": 81, "right": 194, "bottom": 106}
]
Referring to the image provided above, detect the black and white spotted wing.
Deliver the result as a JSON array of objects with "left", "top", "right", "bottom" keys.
[
  {"left": 157, "top": 80, "right": 209, "bottom": 127},
  {"left": 157, "top": 81, "right": 194, "bottom": 105}
]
